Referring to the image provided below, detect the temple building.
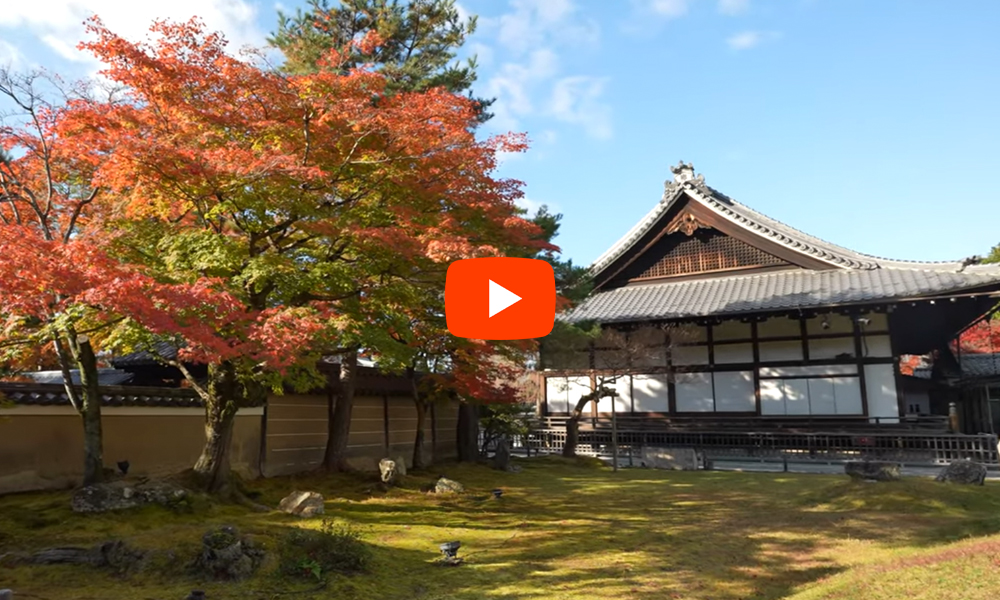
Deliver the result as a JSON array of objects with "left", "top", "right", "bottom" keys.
[{"left": 543, "top": 163, "right": 1000, "bottom": 433}]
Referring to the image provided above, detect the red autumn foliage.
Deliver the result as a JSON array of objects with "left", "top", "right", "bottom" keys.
[{"left": 954, "top": 318, "right": 1000, "bottom": 355}]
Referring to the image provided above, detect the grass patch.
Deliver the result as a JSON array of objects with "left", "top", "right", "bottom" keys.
[
  {"left": 279, "top": 519, "right": 372, "bottom": 581},
  {"left": 0, "top": 459, "right": 998, "bottom": 599}
]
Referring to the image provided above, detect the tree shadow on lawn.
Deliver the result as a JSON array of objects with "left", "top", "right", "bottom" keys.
[{"left": 5, "top": 460, "right": 1000, "bottom": 600}]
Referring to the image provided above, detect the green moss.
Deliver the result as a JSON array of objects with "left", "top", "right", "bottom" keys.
[{"left": 2, "top": 461, "right": 999, "bottom": 599}]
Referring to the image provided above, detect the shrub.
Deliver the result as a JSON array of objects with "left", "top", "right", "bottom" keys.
[{"left": 279, "top": 520, "right": 371, "bottom": 581}]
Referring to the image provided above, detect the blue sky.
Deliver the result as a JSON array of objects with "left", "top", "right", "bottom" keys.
[{"left": 3, "top": 0, "right": 999, "bottom": 266}]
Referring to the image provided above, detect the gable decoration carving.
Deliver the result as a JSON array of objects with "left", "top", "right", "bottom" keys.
[{"left": 666, "top": 211, "right": 712, "bottom": 237}]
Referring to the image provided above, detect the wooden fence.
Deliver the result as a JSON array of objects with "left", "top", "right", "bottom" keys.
[
  {"left": 510, "top": 419, "right": 1000, "bottom": 467},
  {"left": 264, "top": 394, "right": 458, "bottom": 476}
]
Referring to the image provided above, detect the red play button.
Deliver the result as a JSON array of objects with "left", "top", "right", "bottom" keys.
[{"left": 445, "top": 257, "right": 556, "bottom": 340}]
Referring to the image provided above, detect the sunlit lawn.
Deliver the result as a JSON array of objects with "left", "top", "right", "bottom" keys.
[{"left": 2, "top": 456, "right": 1000, "bottom": 599}]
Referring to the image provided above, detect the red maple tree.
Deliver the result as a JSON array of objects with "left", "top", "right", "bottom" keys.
[{"left": 50, "top": 16, "right": 546, "bottom": 493}]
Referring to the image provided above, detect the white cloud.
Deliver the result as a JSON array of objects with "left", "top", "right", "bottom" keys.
[
  {"left": 486, "top": 0, "right": 599, "bottom": 56},
  {"left": 485, "top": 48, "right": 559, "bottom": 130},
  {"left": 647, "top": 0, "right": 692, "bottom": 19},
  {"left": 516, "top": 196, "right": 559, "bottom": 215},
  {"left": 547, "top": 76, "right": 612, "bottom": 139},
  {"left": 477, "top": 1, "right": 610, "bottom": 140},
  {"left": 0, "top": 40, "right": 26, "bottom": 68},
  {"left": 0, "top": 0, "right": 266, "bottom": 67},
  {"left": 468, "top": 42, "right": 495, "bottom": 68},
  {"left": 726, "top": 30, "right": 780, "bottom": 50},
  {"left": 455, "top": 1, "right": 472, "bottom": 25},
  {"left": 717, "top": 0, "right": 750, "bottom": 16}
]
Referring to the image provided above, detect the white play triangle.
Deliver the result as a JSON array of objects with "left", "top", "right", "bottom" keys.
[{"left": 488, "top": 279, "right": 522, "bottom": 318}]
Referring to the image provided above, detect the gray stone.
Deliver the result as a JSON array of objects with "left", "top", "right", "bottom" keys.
[
  {"left": 22, "top": 540, "right": 145, "bottom": 575},
  {"left": 277, "top": 491, "right": 325, "bottom": 517},
  {"left": 935, "top": 460, "right": 988, "bottom": 485},
  {"left": 845, "top": 460, "right": 901, "bottom": 482},
  {"left": 434, "top": 477, "right": 465, "bottom": 494},
  {"left": 641, "top": 447, "right": 701, "bottom": 471},
  {"left": 379, "top": 459, "right": 399, "bottom": 485},
  {"left": 1, "top": 589, "right": 12, "bottom": 600},
  {"left": 71, "top": 479, "right": 188, "bottom": 513},
  {"left": 193, "top": 526, "right": 264, "bottom": 581},
  {"left": 492, "top": 438, "right": 511, "bottom": 471},
  {"left": 395, "top": 456, "right": 408, "bottom": 477}
]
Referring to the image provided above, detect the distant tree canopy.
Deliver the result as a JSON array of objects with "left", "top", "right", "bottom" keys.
[
  {"left": 269, "top": 0, "right": 493, "bottom": 121},
  {"left": 985, "top": 243, "right": 1000, "bottom": 264}
]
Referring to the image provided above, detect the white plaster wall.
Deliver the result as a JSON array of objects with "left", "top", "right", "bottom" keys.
[
  {"left": 714, "top": 343, "right": 754, "bottom": 364},
  {"left": 759, "top": 340, "right": 804, "bottom": 362},
  {"left": 673, "top": 345, "right": 709, "bottom": 365},
  {"left": 545, "top": 376, "right": 569, "bottom": 414},
  {"left": 808, "top": 337, "right": 855, "bottom": 360},
  {"left": 760, "top": 379, "right": 785, "bottom": 415},
  {"left": 805, "top": 314, "right": 854, "bottom": 335},
  {"left": 633, "top": 346, "right": 666, "bottom": 368},
  {"left": 632, "top": 374, "right": 670, "bottom": 412},
  {"left": 760, "top": 365, "right": 857, "bottom": 377},
  {"left": 713, "top": 320, "right": 751, "bottom": 340},
  {"left": 903, "top": 388, "right": 930, "bottom": 414},
  {"left": 676, "top": 372, "right": 714, "bottom": 412},
  {"left": 596, "top": 380, "right": 630, "bottom": 414},
  {"left": 567, "top": 376, "right": 593, "bottom": 413},
  {"left": 808, "top": 378, "right": 836, "bottom": 414},
  {"left": 865, "top": 364, "right": 899, "bottom": 422},
  {"left": 832, "top": 377, "right": 864, "bottom": 414},
  {"left": 713, "top": 371, "right": 755, "bottom": 412},
  {"left": 758, "top": 317, "right": 801, "bottom": 338},
  {"left": 862, "top": 335, "right": 892, "bottom": 358}
]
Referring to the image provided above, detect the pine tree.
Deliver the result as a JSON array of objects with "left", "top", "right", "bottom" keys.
[{"left": 270, "top": 0, "right": 493, "bottom": 120}]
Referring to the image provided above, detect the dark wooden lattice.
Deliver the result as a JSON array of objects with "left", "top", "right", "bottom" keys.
[{"left": 637, "top": 231, "right": 786, "bottom": 279}]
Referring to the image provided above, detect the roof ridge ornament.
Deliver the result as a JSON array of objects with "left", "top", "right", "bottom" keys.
[
  {"left": 663, "top": 161, "right": 706, "bottom": 202},
  {"left": 670, "top": 161, "right": 697, "bottom": 183}
]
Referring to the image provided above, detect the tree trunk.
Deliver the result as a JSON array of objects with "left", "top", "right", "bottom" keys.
[
  {"left": 413, "top": 400, "right": 428, "bottom": 470},
  {"left": 456, "top": 402, "right": 479, "bottom": 462},
  {"left": 68, "top": 335, "right": 104, "bottom": 486},
  {"left": 562, "top": 394, "right": 593, "bottom": 458},
  {"left": 411, "top": 369, "right": 428, "bottom": 470},
  {"left": 192, "top": 361, "right": 241, "bottom": 495},
  {"left": 77, "top": 339, "right": 104, "bottom": 485},
  {"left": 324, "top": 350, "right": 357, "bottom": 472}
]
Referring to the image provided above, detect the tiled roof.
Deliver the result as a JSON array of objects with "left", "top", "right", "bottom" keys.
[
  {"left": 960, "top": 354, "right": 1000, "bottom": 379},
  {"left": 111, "top": 341, "right": 180, "bottom": 368},
  {"left": 25, "top": 369, "right": 134, "bottom": 386},
  {"left": 0, "top": 383, "right": 202, "bottom": 408},
  {"left": 565, "top": 266, "right": 1000, "bottom": 324},
  {"left": 590, "top": 162, "right": 977, "bottom": 279}
]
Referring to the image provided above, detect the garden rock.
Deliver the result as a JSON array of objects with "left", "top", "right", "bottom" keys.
[
  {"left": 641, "top": 447, "right": 701, "bottom": 471},
  {"left": 492, "top": 438, "right": 511, "bottom": 471},
  {"left": 379, "top": 459, "right": 400, "bottom": 485},
  {"left": 23, "top": 540, "right": 146, "bottom": 575},
  {"left": 71, "top": 479, "right": 188, "bottom": 513},
  {"left": 844, "top": 460, "right": 901, "bottom": 482},
  {"left": 395, "top": 456, "right": 408, "bottom": 476},
  {"left": 193, "top": 526, "right": 264, "bottom": 581},
  {"left": 278, "top": 491, "right": 325, "bottom": 517},
  {"left": 935, "top": 460, "right": 987, "bottom": 485},
  {"left": 434, "top": 477, "right": 465, "bottom": 494}
]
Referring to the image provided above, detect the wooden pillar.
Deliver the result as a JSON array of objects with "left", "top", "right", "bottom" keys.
[
  {"left": 751, "top": 320, "right": 762, "bottom": 415},
  {"left": 853, "top": 315, "right": 871, "bottom": 419},
  {"left": 382, "top": 394, "right": 390, "bottom": 454},
  {"left": 431, "top": 402, "right": 438, "bottom": 458}
]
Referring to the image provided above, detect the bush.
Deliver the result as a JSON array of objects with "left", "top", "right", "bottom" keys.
[
  {"left": 479, "top": 401, "right": 535, "bottom": 456},
  {"left": 279, "top": 520, "right": 371, "bottom": 581}
]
